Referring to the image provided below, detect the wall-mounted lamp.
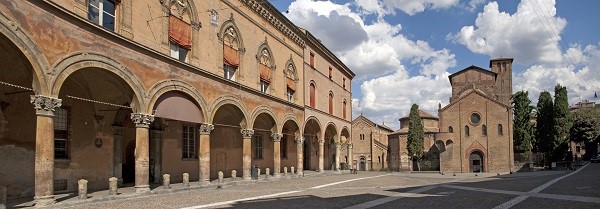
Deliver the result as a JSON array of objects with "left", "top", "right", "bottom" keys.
[{"left": 95, "top": 138, "right": 103, "bottom": 148}]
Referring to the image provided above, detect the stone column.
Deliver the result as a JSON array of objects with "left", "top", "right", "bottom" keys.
[
  {"left": 347, "top": 143, "right": 354, "bottom": 169},
  {"left": 335, "top": 142, "right": 341, "bottom": 171},
  {"left": 151, "top": 130, "right": 163, "bottom": 184},
  {"left": 318, "top": 139, "right": 325, "bottom": 172},
  {"left": 112, "top": 126, "right": 124, "bottom": 185},
  {"left": 198, "top": 124, "right": 214, "bottom": 183},
  {"left": 30, "top": 95, "right": 61, "bottom": 206},
  {"left": 131, "top": 113, "right": 154, "bottom": 193},
  {"left": 241, "top": 129, "right": 254, "bottom": 180},
  {"left": 295, "top": 137, "right": 304, "bottom": 175},
  {"left": 272, "top": 133, "right": 283, "bottom": 178}
]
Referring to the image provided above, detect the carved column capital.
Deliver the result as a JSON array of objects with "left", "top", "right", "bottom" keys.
[
  {"left": 271, "top": 133, "right": 283, "bottom": 142},
  {"left": 30, "top": 95, "right": 62, "bottom": 117},
  {"left": 347, "top": 143, "right": 353, "bottom": 149},
  {"left": 199, "top": 124, "right": 214, "bottom": 135},
  {"left": 241, "top": 129, "right": 254, "bottom": 138},
  {"left": 318, "top": 139, "right": 325, "bottom": 145},
  {"left": 130, "top": 113, "right": 154, "bottom": 128}
]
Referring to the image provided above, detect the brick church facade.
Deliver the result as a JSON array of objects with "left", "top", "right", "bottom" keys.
[{"left": 389, "top": 58, "right": 515, "bottom": 174}]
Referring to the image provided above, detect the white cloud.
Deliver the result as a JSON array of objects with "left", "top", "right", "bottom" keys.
[
  {"left": 286, "top": 0, "right": 458, "bottom": 130},
  {"left": 466, "top": 0, "right": 487, "bottom": 12},
  {"left": 450, "top": 0, "right": 567, "bottom": 66},
  {"left": 356, "top": 0, "right": 460, "bottom": 16}
]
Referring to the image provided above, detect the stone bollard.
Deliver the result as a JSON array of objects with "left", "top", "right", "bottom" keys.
[
  {"left": 284, "top": 167, "right": 288, "bottom": 176},
  {"left": 183, "top": 173, "right": 190, "bottom": 188},
  {"left": 231, "top": 170, "right": 237, "bottom": 181},
  {"left": 163, "top": 174, "right": 171, "bottom": 189},
  {"left": 109, "top": 177, "right": 118, "bottom": 195},
  {"left": 265, "top": 168, "right": 270, "bottom": 179},
  {"left": 257, "top": 168, "right": 261, "bottom": 178},
  {"left": 291, "top": 167, "right": 295, "bottom": 175},
  {"left": 78, "top": 179, "right": 88, "bottom": 200},
  {"left": 218, "top": 171, "right": 224, "bottom": 184},
  {"left": 1, "top": 185, "right": 7, "bottom": 209}
]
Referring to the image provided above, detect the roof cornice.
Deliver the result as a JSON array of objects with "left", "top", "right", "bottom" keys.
[{"left": 238, "top": 0, "right": 305, "bottom": 47}]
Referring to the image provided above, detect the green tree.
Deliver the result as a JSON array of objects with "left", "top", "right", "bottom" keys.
[
  {"left": 512, "top": 91, "right": 534, "bottom": 153},
  {"left": 570, "top": 107, "right": 600, "bottom": 158},
  {"left": 553, "top": 84, "right": 572, "bottom": 160},
  {"left": 535, "top": 91, "right": 556, "bottom": 157},
  {"left": 407, "top": 104, "right": 424, "bottom": 170}
]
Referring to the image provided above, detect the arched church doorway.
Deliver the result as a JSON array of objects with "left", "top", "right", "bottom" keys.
[
  {"left": 359, "top": 156, "right": 366, "bottom": 171},
  {"left": 469, "top": 151, "right": 484, "bottom": 173}
]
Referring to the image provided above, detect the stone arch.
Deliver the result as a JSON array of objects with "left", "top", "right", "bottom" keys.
[
  {"left": 284, "top": 57, "right": 299, "bottom": 80},
  {"left": 146, "top": 79, "right": 208, "bottom": 122},
  {"left": 340, "top": 126, "right": 350, "bottom": 144},
  {"left": 249, "top": 105, "right": 279, "bottom": 132},
  {"left": 304, "top": 116, "right": 322, "bottom": 133},
  {"left": 209, "top": 95, "right": 249, "bottom": 128},
  {"left": 219, "top": 16, "right": 244, "bottom": 50},
  {"left": 50, "top": 52, "right": 146, "bottom": 112},
  {"left": 280, "top": 113, "right": 301, "bottom": 134},
  {"left": 0, "top": 13, "right": 50, "bottom": 95},
  {"left": 324, "top": 122, "right": 339, "bottom": 143},
  {"left": 257, "top": 41, "right": 276, "bottom": 69}
]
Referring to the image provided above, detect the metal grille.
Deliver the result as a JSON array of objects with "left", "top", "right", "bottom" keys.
[
  {"left": 54, "top": 179, "right": 67, "bottom": 191},
  {"left": 182, "top": 124, "right": 197, "bottom": 159}
]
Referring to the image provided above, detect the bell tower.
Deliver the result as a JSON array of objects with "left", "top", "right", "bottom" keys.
[{"left": 490, "top": 58, "right": 513, "bottom": 106}]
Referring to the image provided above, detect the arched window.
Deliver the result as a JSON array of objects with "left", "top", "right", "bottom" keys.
[
  {"left": 258, "top": 46, "right": 273, "bottom": 93},
  {"left": 284, "top": 61, "right": 297, "bottom": 102},
  {"left": 309, "top": 82, "right": 316, "bottom": 108},
  {"left": 502, "top": 62, "right": 507, "bottom": 71},
  {"left": 223, "top": 27, "right": 240, "bottom": 81},
  {"left": 168, "top": 11, "right": 192, "bottom": 62},
  {"left": 464, "top": 126, "right": 470, "bottom": 136},
  {"left": 496, "top": 63, "right": 501, "bottom": 71},
  {"left": 88, "top": 0, "right": 117, "bottom": 31},
  {"left": 446, "top": 140, "right": 453, "bottom": 146},
  {"left": 482, "top": 125, "right": 487, "bottom": 136},
  {"left": 342, "top": 100, "right": 347, "bottom": 119},
  {"left": 328, "top": 92, "right": 334, "bottom": 115},
  {"left": 448, "top": 126, "right": 453, "bottom": 133},
  {"left": 498, "top": 124, "right": 503, "bottom": 135}
]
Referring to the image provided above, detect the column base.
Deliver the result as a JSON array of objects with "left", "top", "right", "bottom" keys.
[
  {"left": 34, "top": 195, "right": 55, "bottom": 207},
  {"left": 199, "top": 180, "right": 211, "bottom": 186},
  {"left": 134, "top": 185, "right": 151, "bottom": 193},
  {"left": 243, "top": 176, "right": 251, "bottom": 181},
  {"left": 273, "top": 173, "right": 281, "bottom": 178}
]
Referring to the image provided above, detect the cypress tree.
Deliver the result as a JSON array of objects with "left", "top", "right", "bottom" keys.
[
  {"left": 407, "top": 104, "right": 424, "bottom": 169},
  {"left": 535, "top": 91, "right": 555, "bottom": 154},
  {"left": 553, "top": 84, "right": 572, "bottom": 160},
  {"left": 512, "top": 91, "right": 534, "bottom": 153}
]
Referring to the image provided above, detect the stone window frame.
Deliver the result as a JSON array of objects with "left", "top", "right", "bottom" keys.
[
  {"left": 469, "top": 112, "right": 481, "bottom": 125},
  {"left": 54, "top": 106, "right": 71, "bottom": 160},
  {"left": 497, "top": 124, "right": 503, "bottom": 135},
  {"left": 284, "top": 59, "right": 299, "bottom": 103},
  {"left": 482, "top": 125, "right": 487, "bottom": 136},
  {"left": 220, "top": 18, "right": 245, "bottom": 82},
  {"left": 342, "top": 99, "right": 347, "bottom": 119},
  {"left": 309, "top": 81, "right": 317, "bottom": 108},
  {"left": 328, "top": 91, "right": 334, "bottom": 115},
  {"left": 464, "top": 125, "right": 470, "bottom": 137},
  {"left": 256, "top": 42, "right": 275, "bottom": 94},
  {"left": 87, "top": 0, "right": 118, "bottom": 31},
  {"left": 181, "top": 123, "right": 198, "bottom": 160}
]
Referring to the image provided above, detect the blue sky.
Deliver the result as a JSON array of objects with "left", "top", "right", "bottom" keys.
[{"left": 270, "top": 0, "right": 600, "bottom": 130}]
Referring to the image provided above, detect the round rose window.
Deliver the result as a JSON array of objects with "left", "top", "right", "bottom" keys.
[{"left": 470, "top": 113, "right": 481, "bottom": 124}]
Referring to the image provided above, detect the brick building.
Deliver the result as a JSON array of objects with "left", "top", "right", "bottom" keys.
[
  {"left": 389, "top": 58, "right": 514, "bottom": 173},
  {"left": 0, "top": 0, "right": 353, "bottom": 206},
  {"left": 388, "top": 110, "right": 440, "bottom": 172},
  {"left": 351, "top": 115, "right": 393, "bottom": 171}
]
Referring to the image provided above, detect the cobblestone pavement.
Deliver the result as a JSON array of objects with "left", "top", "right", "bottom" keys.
[{"left": 40, "top": 164, "right": 600, "bottom": 209}]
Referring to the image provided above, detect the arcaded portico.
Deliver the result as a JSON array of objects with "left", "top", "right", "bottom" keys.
[{"left": 0, "top": 0, "right": 354, "bottom": 206}]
